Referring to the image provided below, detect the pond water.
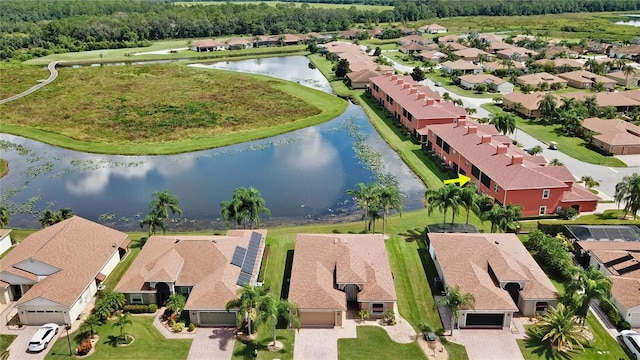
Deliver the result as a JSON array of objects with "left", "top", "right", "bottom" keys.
[
  {"left": 615, "top": 14, "right": 640, "bottom": 27},
  {"left": 1, "top": 56, "right": 425, "bottom": 231}
]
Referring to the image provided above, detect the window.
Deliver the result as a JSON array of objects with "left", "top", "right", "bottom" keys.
[
  {"left": 542, "top": 189, "right": 550, "bottom": 199},
  {"left": 480, "top": 173, "right": 491, "bottom": 188},
  {"left": 539, "top": 206, "right": 547, "bottom": 215},
  {"left": 442, "top": 142, "right": 450, "bottom": 154},
  {"left": 436, "top": 136, "right": 443, "bottom": 147},
  {"left": 131, "top": 294, "right": 143, "bottom": 305},
  {"left": 372, "top": 303, "right": 384, "bottom": 313},
  {"left": 494, "top": 184, "right": 499, "bottom": 193},
  {"left": 180, "top": 287, "right": 192, "bottom": 298},
  {"left": 471, "top": 165, "right": 480, "bottom": 179},
  {"left": 535, "top": 302, "right": 549, "bottom": 312}
]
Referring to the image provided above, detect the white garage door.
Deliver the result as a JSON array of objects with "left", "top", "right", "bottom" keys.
[
  {"left": 199, "top": 311, "right": 237, "bottom": 326},
  {"left": 25, "top": 310, "right": 65, "bottom": 325}
]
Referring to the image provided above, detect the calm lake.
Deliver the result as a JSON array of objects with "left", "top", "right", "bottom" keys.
[
  {"left": 1, "top": 56, "right": 425, "bottom": 231},
  {"left": 615, "top": 14, "right": 640, "bottom": 27}
]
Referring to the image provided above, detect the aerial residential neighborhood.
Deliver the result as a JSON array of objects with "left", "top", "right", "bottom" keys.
[{"left": 1, "top": 1, "right": 640, "bottom": 360}]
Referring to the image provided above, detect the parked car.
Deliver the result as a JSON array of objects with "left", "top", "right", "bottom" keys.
[
  {"left": 424, "top": 331, "right": 436, "bottom": 342},
  {"left": 28, "top": 323, "right": 59, "bottom": 352},
  {"left": 434, "top": 82, "right": 442, "bottom": 87},
  {"left": 619, "top": 330, "right": 640, "bottom": 360},
  {"left": 548, "top": 141, "right": 558, "bottom": 150}
]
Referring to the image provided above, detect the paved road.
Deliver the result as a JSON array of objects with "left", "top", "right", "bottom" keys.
[
  {"left": 0, "top": 61, "right": 59, "bottom": 105},
  {"left": 382, "top": 56, "right": 639, "bottom": 200}
]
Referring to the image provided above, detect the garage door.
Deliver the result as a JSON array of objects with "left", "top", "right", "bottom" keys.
[
  {"left": 465, "top": 313, "right": 504, "bottom": 328},
  {"left": 300, "top": 311, "right": 335, "bottom": 328},
  {"left": 25, "top": 310, "right": 65, "bottom": 325},
  {"left": 199, "top": 311, "right": 237, "bottom": 326}
]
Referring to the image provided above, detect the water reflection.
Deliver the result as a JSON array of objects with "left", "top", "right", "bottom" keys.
[{"left": 1, "top": 56, "right": 425, "bottom": 230}]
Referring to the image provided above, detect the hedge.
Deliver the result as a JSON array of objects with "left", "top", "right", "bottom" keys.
[{"left": 123, "top": 304, "right": 155, "bottom": 314}]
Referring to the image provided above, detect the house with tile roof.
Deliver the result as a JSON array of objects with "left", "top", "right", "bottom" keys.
[
  {"left": 423, "top": 119, "right": 599, "bottom": 216},
  {"left": 397, "top": 34, "right": 432, "bottom": 46},
  {"left": 574, "top": 237, "right": 640, "bottom": 327},
  {"left": 482, "top": 61, "right": 525, "bottom": 74},
  {"left": 115, "top": 230, "right": 265, "bottom": 327},
  {"left": 606, "top": 71, "right": 640, "bottom": 87},
  {"left": 459, "top": 74, "right": 513, "bottom": 93},
  {"left": 190, "top": 39, "right": 227, "bottom": 52},
  {"left": 288, "top": 234, "right": 396, "bottom": 327},
  {"left": 0, "top": 229, "right": 12, "bottom": 256},
  {"left": 561, "top": 91, "right": 640, "bottom": 113},
  {"left": 429, "top": 233, "right": 558, "bottom": 328},
  {"left": 346, "top": 69, "right": 384, "bottom": 89},
  {"left": 437, "top": 35, "right": 459, "bottom": 43},
  {"left": 558, "top": 70, "right": 616, "bottom": 89},
  {"left": 0, "top": 217, "right": 130, "bottom": 325},
  {"left": 502, "top": 91, "right": 564, "bottom": 118},
  {"left": 486, "top": 41, "right": 513, "bottom": 53},
  {"left": 453, "top": 48, "right": 494, "bottom": 62},
  {"left": 517, "top": 72, "right": 568, "bottom": 89},
  {"left": 416, "top": 50, "right": 447, "bottom": 63},
  {"left": 496, "top": 47, "right": 538, "bottom": 60},
  {"left": 581, "top": 117, "right": 640, "bottom": 155},
  {"left": 226, "top": 37, "right": 254, "bottom": 50},
  {"left": 440, "top": 60, "right": 483, "bottom": 74},
  {"left": 535, "top": 58, "right": 584, "bottom": 73},
  {"left": 368, "top": 73, "right": 467, "bottom": 138},
  {"left": 419, "top": 23, "right": 447, "bottom": 34}
]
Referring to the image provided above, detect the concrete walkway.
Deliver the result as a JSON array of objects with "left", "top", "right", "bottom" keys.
[{"left": 0, "top": 61, "right": 59, "bottom": 104}]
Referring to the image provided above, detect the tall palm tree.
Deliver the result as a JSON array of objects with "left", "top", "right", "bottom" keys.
[
  {"left": 459, "top": 185, "right": 481, "bottom": 225},
  {"left": 39, "top": 209, "right": 57, "bottom": 228},
  {"left": 144, "top": 190, "right": 182, "bottom": 235},
  {"left": 537, "top": 92, "right": 558, "bottom": 120},
  {"left": 220, "top": 200, "right": 239, "bottom": 229},
  {"left": 347, "top": 183, "right": 378, "bottom": 232},
  {"left": 377, "top": 183, "right": 402, "bottom": 235},
  {"left": 591, "top": 81, "right": 606, "bottom": 93},
  {"left": 80, "top": 314, "right": 102, "bottom": 339},
  {"left": 584, "top": 58, "right": 598, "bottom": 73},
  {"left": 113, "top": 312, "right": 133, "bottom": 342},
  {"left": 564, "top": 266, "right": 612, "bottom": 323},
  {"left": 232, "top": 187, "right": 271, "bottom": 229},
  {"left": 622, "top": 64, "right": 637, "bottom": 86},
  {"left": 482, "top": 204, "right": 505, "bottom": 233},
  {"left": 425, "top": 184, "right": 461, "bottom": 227},
  {"left": 549, "top": 158, "right": 564, "bottom": 166},
  {"left": 226, "top": 284, "right": 267, "bottom": 335},
  {"left": 582, "top": 95, "right": 599, "bottom": 117},
  {"left": 527, "top": 303, "right": 590, "bottom": 353},
  {"left": 614, "top": 173, "right": 640, "bottom": 219},
  {"left": 580, "top": 176, "right": 600, "bottom": 191},
  {"left": 255, "top": 293, "right": 300, "bottom": 347},
  {"left": 502, "top": 204, "right": 522, "bottom": 232},
  {"left": 0, "top": 206, "right": 9, "bottom": 228},
  {"left": 140, "top": 211, "right": 165, "bottom": 236},
  {"left": 436, "top": 285, "right": 475, "bottom": 335},
  {"left": 490, "top": 113, "right": 516, "bottom": 136}
]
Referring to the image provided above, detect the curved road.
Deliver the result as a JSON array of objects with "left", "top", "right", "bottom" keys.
[
  {"left": 383, "top": 55, "right": 639, "bottom": 200},
  {"left": 0, "top": 61, "right": 59, "bottom": 105}
]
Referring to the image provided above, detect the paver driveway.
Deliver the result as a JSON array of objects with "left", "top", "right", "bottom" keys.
[
  {"left": 294, "top": 320, "right": 357, "bottom": 360},
  {"left": 7, "top": 326, "right": 60, "bottom": 360},
  {"left": 187, "top": 327, "right": 235, "bottom": 360},
  {"left": 459, "top": 329, "right": 524, "bottom": 360}
]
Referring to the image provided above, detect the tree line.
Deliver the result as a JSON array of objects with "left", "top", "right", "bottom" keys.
[{"left": 2, "top": 0, "right": 640, "bottom": 61}]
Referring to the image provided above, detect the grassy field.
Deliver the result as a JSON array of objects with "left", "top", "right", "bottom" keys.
[
  {"left": 338, "top": 326, "right": 425, "bottom": 360},
  {"left": 176, "top": 1, "right": 393, "bottom": 11},
  {"left": 0, "top": 63, "right": 50, "bottom": 99},
  {"left": 232, "top": 328, "right": 295, "bottom": 360},
  {"left": 1, "top": 63, "right": 346, "bottom": 155},
  {"left": 24, "top": 43, "right": 307, "bottom": 65},
  {"left": 517, "top": 313, "right": 628, "bottom": 360},
  {"left": 0, "top": 158, "right": 7, "bottom": 178},
  {"left": 44, "top": 316, "right": 192, "bottom": 360},
  {"left": 0, "top": 334, "right": 16, "bottom": 353},
  {"left": 481, "top": 103, "right": 627, "bottom": 167}
]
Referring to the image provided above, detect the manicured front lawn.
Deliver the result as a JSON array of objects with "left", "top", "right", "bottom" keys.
[
  {"left": 481, "top": 103, "right": 626, "bottom": 167},
  {"left": 45, "top": 316, "right": 191, "bottom": 360},
  {"left": 425, "top": 73, "right": 499, "bottom": 99},
  {"left": 517, "top": 313, "right": 628, "bottom": 360},
  {"left": 232, "top": 328, "right": 295, "bottom": 360},
  {"left": 0, "top": 334, "right": 17, "bottom": 353},
  {"left": 338, "top": 326, "right": 424, "bottom": 360}
]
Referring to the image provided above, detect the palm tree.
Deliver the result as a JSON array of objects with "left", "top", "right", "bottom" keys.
[
  {"left": 377, "top": 183, "right": 402, "bottom": 235},
  {"left": 220, "top": 200, "right": 240, "bottom": 229},
  {"left": 0, "top": 206, "right": 9, "bottom": 228},
  {"left": 614, "top": 173, "right": 640, "bottom": 219},
  {"left": 549, "top": 159, "right": 564, "bottom": 166},
  {"left": 255, "top": 293, "right": 300, "bottom": 347},
  {"left": 226, "top": 284, "right": 267, "bottom": 335},
  {"left": 231, "top": 187, "right": 271, "bottom": 229},
  {"left": 425, "top": 184, "right": 461, "bottom": 227},
  {"left": 148, "top": 190, "right": 182, "bottom": 234},
  {"left": 564, "top": 266, "right": 612, "bottom": 323},
  {"left": 582, "top": 95, "right": 599, "bottom": 117},
  {"left": 436, "top": 285, "right": 475, "bottom": 335},
  {"left": 584, "top": 58, "right": 598, "bottom": 73},
  {"left": 490, "top": 113, "right": 516, "bottom": 136},
  {"left": 537, "top": 92, "right": 557, "bottom": 120},
  {"left": 140, "top": 211, "right": 164, "bottom": 236},
  {"left": 527, "top": 303, "right": 590, "bottom": 353},
  {"left": 39, "top": 209, "right": 57, "bottom": 228},
  {"left": 347, "top": 183, "right": 378, "bottom": 232},
  {"left": 482, "top": 204, "right": 505, "bottom": 233},
  {"left": 442, "top": 92, "right": 452, "bottom": 102},
  {"left": 459, "top": 185, "right": 481, "bottom": 225},
  {"left": 580, "top": 176, "right": 600, "bottom": 190},
  {"left": 503, "top": 204, "right": 522, "bottom": 232},
  {"left": 113, "top": 312, "right": 133, "bottom": 342},
  {"left": 622, "top": 64, "right": 637, "bottom": 86},
  {"left": 80, "top": 314, "right": 102, "bottom": 339},
  {"left": 591, "top": 81, "right": 606, "bottom": 93},
  {"left": 528, "top": 145, "right": 543, "bottom": 155}
]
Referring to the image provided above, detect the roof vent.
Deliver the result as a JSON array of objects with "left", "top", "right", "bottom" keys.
[
  {"left": 175, "top": 239, "right": 180, "bottom": 243},
  {"left": 212, "top": 239, "right": 217, "bottom": 243},
  {"left": 494, "top": 241, "right": 500, "bottom": 245}
]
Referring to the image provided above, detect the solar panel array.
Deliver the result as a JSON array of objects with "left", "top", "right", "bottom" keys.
[
  {"left": 235, "top": 232, "right": 262, "bottom": 286},
  {"left": 231, "top": 247, "right": 246, "bottom": 267},
  {"left": 566, "top": 225, "right": 640, "bottom": 242}
]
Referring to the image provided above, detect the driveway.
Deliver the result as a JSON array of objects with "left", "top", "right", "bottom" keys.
[
  {"left": 6, "top": 326, "right": 60, "bottom": 360},
  {"left": 294, "top": 320, "right": 357, "bottom": 360},
  {"left": 459, "top": 329, "right": 524, "bottom": 360},
  {"left": 187, "top": 328, "right": 235, "bottom": 360}
]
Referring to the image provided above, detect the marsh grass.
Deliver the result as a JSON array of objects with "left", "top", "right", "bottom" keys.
[{"left": 0, "top": 63, "right": 50, "bottom": 99}]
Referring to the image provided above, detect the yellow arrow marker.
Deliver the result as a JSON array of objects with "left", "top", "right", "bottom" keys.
[{"left": 443, "top": 174, "right": 470, "bottom": 186}]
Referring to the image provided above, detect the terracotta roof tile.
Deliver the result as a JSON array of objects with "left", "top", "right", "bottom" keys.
[
  {"left": 611, "top": 277, "right": 640, "bottom": 309},
  {"left": 582, "top": 117, "right": 640, "bottom": 147}
]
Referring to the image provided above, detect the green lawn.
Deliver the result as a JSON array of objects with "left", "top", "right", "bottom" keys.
[
  {"left": 308, "top": 53, "right": 353, "bottom": 98},
  {"left": 338, "top": 326, "right": 425, "bottom": 360},
  {"left": 425, "top": 72, "right": 499, "bottom": 99},
  {"left": 103, "top": 237, "right": 145, "bottom": 290},
  {"left": 517, "top": 313, "right": 629, "bottom": 360},
  {"left": 232, "top": 328, "right": 295, "bottom": 360},
  {"left": 45, "top": 316, "right": 191, "bottom": 360},
  {"left": 481, "top": 103, "right": 626, "bottom": 167},
  {"left": 0, "top": 334, "right": 17, "bottom": 353}
]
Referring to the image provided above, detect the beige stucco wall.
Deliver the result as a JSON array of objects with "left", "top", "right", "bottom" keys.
[{"left": 360, "top": 301, "right": 395, "bottom": 319}]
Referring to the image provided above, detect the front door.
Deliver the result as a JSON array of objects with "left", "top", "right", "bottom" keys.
[
  {"left": 10, "top": 285, "right": 22, "bottom": 301},
  {"left": 155, "top": 282, "right": 170, "bottom": 307},
  {"left": 345, "top": 284, "right": 358, "bottom": 301}
]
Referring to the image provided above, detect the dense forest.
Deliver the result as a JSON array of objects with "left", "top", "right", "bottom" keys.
[{"left": 2, "top": 0, "right": 640, "bottom": 61}]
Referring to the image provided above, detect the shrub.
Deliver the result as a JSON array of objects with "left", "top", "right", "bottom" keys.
[
  {"left": 76, "top": 338, "right": 92, "bottom": 356},
  {"left": 148, "top": 304, "right": 158, "bottom": 313},
  {"left": 620, "top": 321, "right": 631, "bottom": 330},
  {"left": 557, "top": 207, "right": 578, "bottom": 220},
  {"left": 172, "top": 322, "right": 185, "bottom": 333},
  {"left": 187, "top": 323, "right": 195, "bottom": 332},
  {"left": 358, "top": 309, "right": 370, "bottom": 322},
  {"left": 383, "top": 309, "right": 396, "bottom": 325},
  {"left": 123, "top": 304, "right": 150, "bottom": 313}
]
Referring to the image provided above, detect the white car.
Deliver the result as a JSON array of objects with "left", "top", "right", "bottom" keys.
[
  {"left": 28, "top": 323, "right": 59, "bottom": 352},
  {"left": 620, "top": 330, "right": 640, "bottom": 360}
]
